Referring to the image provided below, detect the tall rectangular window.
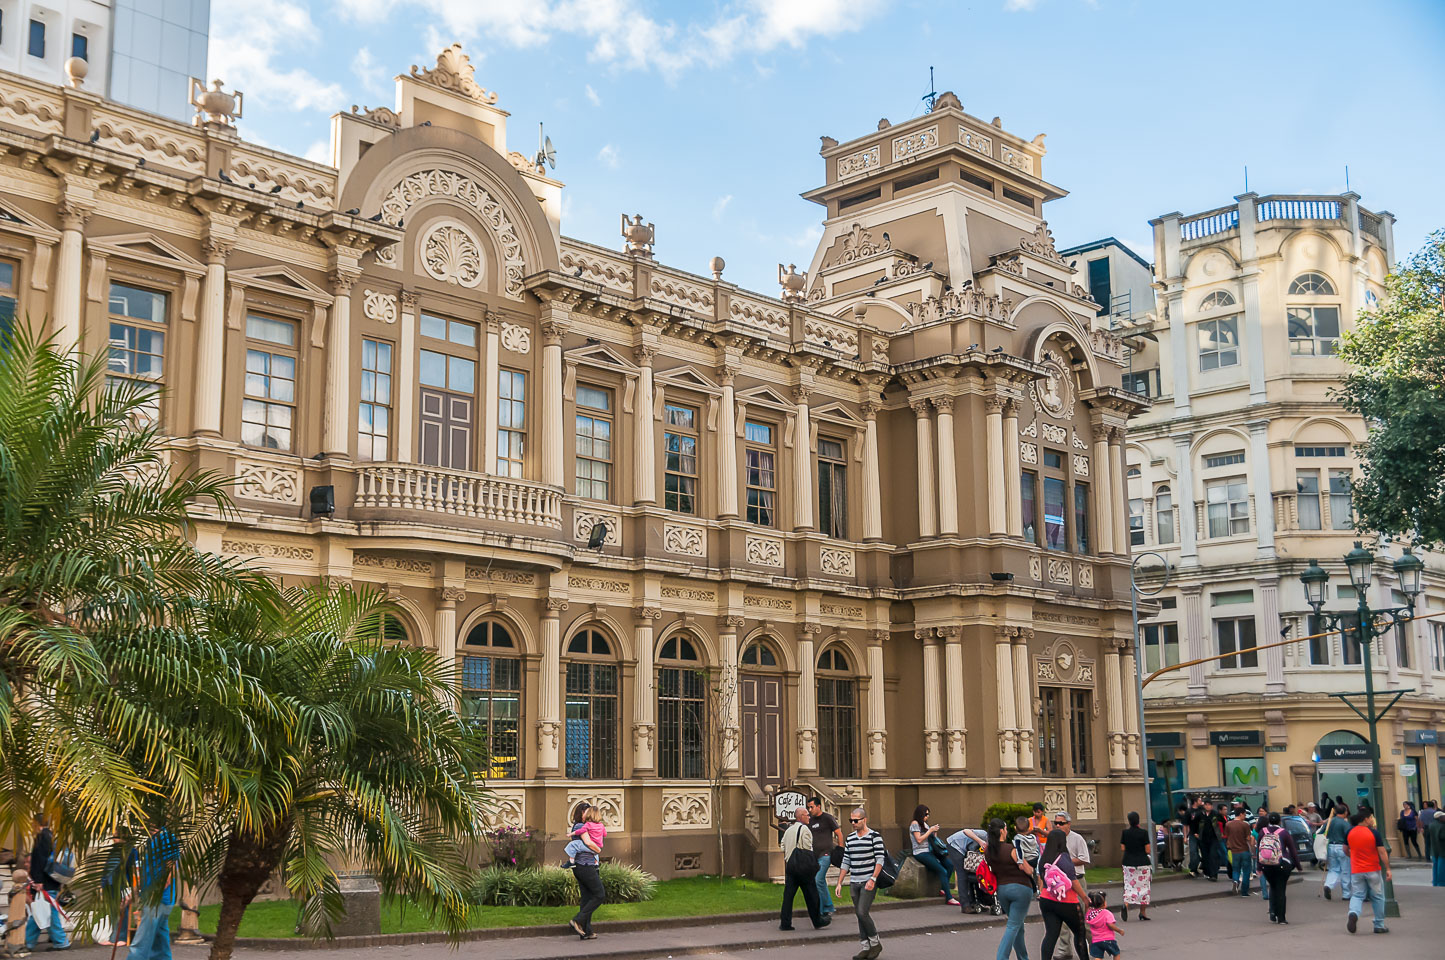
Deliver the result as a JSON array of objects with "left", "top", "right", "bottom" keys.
[
  {"left": 1021, "top": 471, "right": 1038, "bottom": 545},
  {"left": 106, "top": 282, "right": 168, "bottom": 424},
  {"left": 574, "top": 385, "right": 612, "bottom": 500},
  {"left": 0, "top": 259, "right": 17, "bottom": 339},
  {"left": 1307, "top": 614, "right": 1331, "bottom": 666},
  {"left": 1069, "top": 690, "right": 1093, "bottom": 775},
  {"left": 1329, "top": 470, "right": 1352, "bottom": 530},
  {"left": 357, "top": 338, "right": 392, "bottom": 461},
  {"left": 1340, "top": 612, "right": 1363, "bottom": 665},
  {"left": 1155, "top": 486, "right": 1175, "bottom": 544},
  {"left": 1205, "top": 477, "right": 1249, "bottom": 537},
  {"left": 657, "top": 666, "right": 705, "bottom": 779},
  {"left": 744, "top": 421, "right": 776, "bottom": 526},
  {"left": 1074, "top": 482, "right": 1090, "bottom": 554},
  {"left": 243, "top": 316, "right": 297, "bottom": 450},
  {"left": 1197, "top": 316, "right": 1239, "bottom": 370},
  {"left": 1297, "top": 471, "right": 1322, "bottom": 530},
  {"left": 460, "top": 655, "right": 521, "bottom": 779},
  {"left": 1287, "top": 306, "right": 1341, "bottom": 355},
  {"left": 564, "top": 662, "right": 618, "bottom": 779},
  {"left": 1143, "top": 622, "right": 1180, "bottom": 673},
  {"left": 1038, "top": 687, "right": 1061, "bottom": 776},
  {"left": 1432, "top": 622, "right": 1445, "bottom": 672},
  {"left": 817, "top": 437, "right": 848, "bottom": 539},
  {"left": 1128, "top": 498, "right": 1145, "bottom": 547},
  {"left": 497, "top": 370, "right": 527, "bottom": 477},
  {"left": 1215, "top": 616, "right": 1258, "bottom": 670},
  {"left": 418, "top": 314, "right": 476, "bottom": 470},
  {"left": 664, "top": 404, "right": 698, "bottom": 514},
  {"left": 1043, "top": 476, "right": 1066, "bottom": 550},
  {"left": 1087, "top": 257, "right": 1111, "bottom": 316},
  {"left": 816, "top": 676, "right": 858, "bottom": 779},
  {"left": 70, "top": 32, "right": 87, "bottom": 60},
  {"left": 27, "top": 20, "right": 44, "bottom": 58}
]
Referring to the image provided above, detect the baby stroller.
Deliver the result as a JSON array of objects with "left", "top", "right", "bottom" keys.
[{"left": 960, "top": 848, "right": 1002, "bottom": 916}]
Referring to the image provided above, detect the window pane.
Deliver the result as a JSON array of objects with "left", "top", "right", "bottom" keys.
[
  {"left": 745, "top": 421, "right": 772, "bottom": 444},
  {"left": 1043, "top": 477, "right": 1066, "bottom": 550},
  {"left": 246, "top": 315, "right": 296, "bottom": 346},
  {"left": 577, "top": 384, "right": 610, "bottom": 410},
  {"left": 448, "top": 319, "right": 476, "bottom": 346},
  {"left": 420, "top": 350, "right": 446, "bottom": 388},
  {"left": 108, "top": 283, "right": 167, "bottom": 323},
  {"left": 449, "top": 356, "right": 476, "bottom": 394},
  {"left": 1021, "top": 472, "right": 1037, "bottom": 545}
]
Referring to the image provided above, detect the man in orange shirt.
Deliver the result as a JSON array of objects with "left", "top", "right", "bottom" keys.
[{"left": 1345, "top": 809, "right": 1392, "bottom": 935}]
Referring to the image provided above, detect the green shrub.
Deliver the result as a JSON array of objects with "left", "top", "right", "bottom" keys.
[
  {"left": 470, "top": 863, "right": 657, "bottom": 907},
  {"left": 981, "top": 803, "right": 1038, "bottom": 838}
]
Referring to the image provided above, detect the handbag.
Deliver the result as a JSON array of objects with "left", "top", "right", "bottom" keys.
[
  {"left": 875, "top": 849, "right": 901, "bottom": 888},
  {"left": 929, "top": 834, "right": 949, "bottom": 859},
  {"left": 1311, "top": 827, "right": 1329, "bottom": 862},
  {"left": 963, "top": 849, "right": 986, "bottom": 874}
]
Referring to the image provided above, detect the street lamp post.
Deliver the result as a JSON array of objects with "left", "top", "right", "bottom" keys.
[{"left": 1300, "top": 541, "right": 1424, "bottom": 919}]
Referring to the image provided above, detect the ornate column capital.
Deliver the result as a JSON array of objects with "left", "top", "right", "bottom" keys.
[
  {"left": 984, "top": 395, "right": 1006, "bottom": 414},
  {"left": 1015, "top": 627, "right": 1035, "bottom": 643},
  {"left": 915, "top": 627, "right": 935, "bottom": 642},
  {"left": 909, "top": 398, "right": 932, "bottom": 418},
  {"left": 57, "top": 196, "right": 96, "bottom": 232},
  {"left": 544, "top": 596, "right": 570, "bottom": 616},
  {"left": 933, "top": 395, "right": 956, "bottom": 415},
  {"left": 868, "top": 629, "right": 889, "bottom": 646},
  {"left": 800, "top": 622, "right": 824, "bottom": 638},
  {"left": 438, "top": 585, "right": 466, "bottom": 605},
  {"left": 937, "top": 624, "right": 961, "bottom": 639},
  {"left": 484, "top": 310, "right": 503, "bottom": 335},
  {"left": 540, "top": 318, "right": 570, "bottom": 345},
  {"left": 716, "top": 360, "right": 739, "bottom": 385},
  {"left": 201, "top": 235, "right": 235, "bottom": 265},
  {"left": 635, "top": 343, "right": 658, "bottom": 367},
  {"left": 633, "top": 605, "right": 663, "bottom": 623},
  {"left": 995, "top": 625, "right": 1019, "bottom": 639},
  {"left": 399, "top": 290, "right": 420, "bottom": 311},
  {"left": 329, "top": 268, "right": 361, "bottom": 296},
  {"left": 860, "top": 400, "right": 881, "bottom": 421},
  {"left": 791, "top": 384, "right": 812, "bottom": 405},
  {"left": 718, "top": 614, "right": 746, "bottom": 631}
]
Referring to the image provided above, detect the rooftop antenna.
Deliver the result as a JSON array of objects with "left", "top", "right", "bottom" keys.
[
  {"left": 1345, "top": 164, "right": 1350, "bottom": 193},
  {"left": 533, "top": 122, "right": 556, "bottom": 174},
  {"left": 1244, "top": 165, "right": 1248, "bottom": 193},
  {"left": 922, "top": 66, "right": 937, "bottom": 112}
]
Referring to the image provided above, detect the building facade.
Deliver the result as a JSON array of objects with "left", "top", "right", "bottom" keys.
[
  {"left": 1124, "top": 194, "right": 1445, "bottom": 835},
  {"left": 0, "top": 0, "right": 207, "bottom": 122},
  {"left": 0, "top": 46, "right": 1148, "bottom": 878}
]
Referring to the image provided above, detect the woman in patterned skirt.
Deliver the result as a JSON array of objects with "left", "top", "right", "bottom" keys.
[{"left": 1119, "top": 811, "right": 1153, "bottom": 920}]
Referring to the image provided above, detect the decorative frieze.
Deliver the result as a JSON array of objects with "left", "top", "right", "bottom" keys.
[
  {"left": 419, "top": 221, "right": 484, "bottom": 287},
  {"left": 1073, "top": 453, "right": 1089, "bottom": 477},
  {"left": 745, "top": 535, "right": 784, "bottom": 568},
  {"left": 570, "top": 575, "right": 630, "bottom": 594},
  {"left": 566, "top": 791, "right": 624, "bottom": 831},
  {"left": 819, "top": 546, "right": 856, "bottom": 577},
  {"left": 220, "top": 539, "right": 315, "bottom": 561},
  {"left": 1000, "top": 144, "right": 1034, "bottom": 174},
  {"left": 1020, "top": 442, "right": 1038, "bottom": 465},
  {"left": 959, "top": 127, "right": 992, "bottom": 156},
  {"left": 1073, "top": 785, "right": 1099, "bottom": 821},
  {"left": 663, "top": 522, "right": 705, "bottom": 557},
  {"left": 836, "top": 145, "right": 880, "bottom": 178},
  {"left": 1035, "top": 611, "right": 1099, "bottom": 626},
  {"left": 660, "top": 791, "right": 712, "bottom": 830},
  {"left": 574, "top": 509, "right": 621, "bottom": 546},
  {"left": 1043, "top": 785, "right": 1067, "bottom": 815},
  {"left": 891, "top": 124, "right": 938, "bottom": 161},
  {"left": 744, "top": 593, "right": 793, "bottom": 611},
  {"left": 821, "top": 602, "right": 864, "bottom": 619},
  {"left": 234, "top": 461, "right": 301, "bottom": 504},
  {"left": 354, "top": 554, "right": 434, "bottom": 574},
  {"left": 661, "top": 585, "right": 716, "bottom": 602},
  {"left": 1046, "top": 557, "right": 1073, "bottom": 585},
  {"left": 1078, "top": 564, "right": 1094, "bottom": 589},
  {"left": 1040, "top": 423, "right": 1067, "bottom": 444},
  {"left": 464, "top": 565, "right": 535, "bottom": 585},
  {"left": 479, "top": 789, "right": 526, "bottom": 830},
  {"left": 1029, "top": 555, "right": 1042, "bottom": 581}
]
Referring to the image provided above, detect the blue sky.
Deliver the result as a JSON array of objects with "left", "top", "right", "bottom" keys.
[{"left": 212, "top": 0, "right": 1445, "bottom": 295}]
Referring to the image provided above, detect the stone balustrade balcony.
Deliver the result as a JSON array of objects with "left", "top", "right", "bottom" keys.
[{"left": 354, "top": 462, "right": 563, "bottom": 529}]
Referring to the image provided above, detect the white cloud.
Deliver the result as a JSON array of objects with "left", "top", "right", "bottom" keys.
[
  {"left": 302, "top": 139, "right": 331, "bottom": 164},
  {"left": 585, "top": 83, "right": 602, "bottom": 106},
  {"left": 1003, "top": 0, "right": 1039, "bottom": 10},
  {"left": 338, "top": 0, "right": 896, "bottom": 75},
  {"left": 351, "top": 47, "right": 389, "bottom": 98},
  {"left": 712, "top": 194, "right": 733, "bottom": 219},
  {"left": 596, "top": 143, "right": 620, "bottom": 168},
  {"left": 211, "top": 0, "right": 347, "bottom": 111}
]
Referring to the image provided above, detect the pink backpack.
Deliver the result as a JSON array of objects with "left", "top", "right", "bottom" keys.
[{"left": 1041, "top": 855, "right": 1070, "bottom": 899}]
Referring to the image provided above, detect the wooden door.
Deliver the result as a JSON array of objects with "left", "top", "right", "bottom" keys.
[
  {"left": 741, "top": 673, "right": 783, "bottom": 791},
  {"left": 420, "top": 389, "right": 473, "bottom": 470}
]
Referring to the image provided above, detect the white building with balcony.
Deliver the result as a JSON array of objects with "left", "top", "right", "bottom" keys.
[{"left": 1124, "top": 193, "right": 1445, "bottom": 834}]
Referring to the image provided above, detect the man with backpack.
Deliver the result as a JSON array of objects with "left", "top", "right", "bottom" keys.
[
  {"left": 836, "top": 807, "right": 890, "bottom": 960},
  {"left": 779, "top": 807, "right": 828, "bottom": 932},
  {"left": 24, "top": 814, "right": 69, "bottom": 952}
]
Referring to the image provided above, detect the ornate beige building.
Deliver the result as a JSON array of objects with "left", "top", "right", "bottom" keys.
[
  {"left": 1122, "top": 194, "right": 1445, "bottom": 835},
  {"left": 0, "top": 47, "right": 1148, "bottom": 876}
]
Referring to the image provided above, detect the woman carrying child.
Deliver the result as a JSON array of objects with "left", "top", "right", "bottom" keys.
[{"left": 567, "top": 804, "right": 606, "bottom": 940}]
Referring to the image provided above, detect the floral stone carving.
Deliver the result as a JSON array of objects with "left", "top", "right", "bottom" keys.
[
  {"left": 660, "top": 792, "right": 712, "bottom": 830},
  {"left": 566, "top": 792, "right": 623, "bottom": 831},
  {"left": 420, "top": 221, "right": 483, "bottom": 288},
  {"left": 500, "top": 321, "right": 531, "bottom": 354},
  {"left": 362, "top": 289, "right": 397, "bottom": 323},
  {"left": 745, "top": 535, "right": 784, "bottom": 568},
  {"left": 663, "top": 522, "right": 705, "bottom": 557},
  {"left": 479, "top": 790, "right": 525, "bottom": 830},
  {"left": 820, "top": 547, "right": 855, "bottom": 577},
  {"left": 234, "top": 462, "right": 300, "bottom": 504},
  {"left": 409, "top": 44, "right": 499, "bottom": 104}
]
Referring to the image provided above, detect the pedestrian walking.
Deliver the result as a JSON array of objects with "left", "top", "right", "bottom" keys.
[
  {"left": 1320, "top": 802, "right": 1351, "bottom": 900},
  {"left": 1118, "top": 812, "right": 1151, "bottom": 921},
  {"left": 1256, "top": 812, "right": 1298, "bottom": 924},
  {"left": 984, "top": 817, "right": 1035, "bottom": 960},
  {"left": 1184, "top": 797, "right": 1204, "bottom": 876},
  {"left": 124, "top": 822, "right": 181, "bottom": 960},
  {"left": 805, "top": 797, "right": 843, "bottom": 921},
  {"left": 835, "top": 807, "right": 886, "bottom": 960},
  {"left": 23, "top": 815, "right": 67, "bottom": 953},
  {"left": 1223, "top": 807, "right": 1255, "bottom": 897},
  {"left": 944, "top": 824, "right": 990, "bottom": 914},
  {"left": 1197, "top": 801, "right": 1221, "bottom": 880},
  {"left": 1084, "top": 891, "right": 1123, "bottom": 958},
  {"left": 1345, "top": 810, "right": 1391, "bottom": 935},
  {"left": 908, "top": 805, "right": 958, "bottom": 904},
  {"left": 1048, "top": 812, "right": 1089, "bottom": 960},
  {"left": 99, "top": 831, "right": 137, "bottom": 947},
  {"left": 1426, "top": 806, "right": 1445, "bottom": 887},
  {"left": 780, "top": 806, "right": 828, "bottom": 931},
  {"left": 1037, "top": 828, "right": 1088, "bottom": 960},
  {"left": 567, "top": 804, "right": 605, "bottom": 940},
  {"left": 1395, "top": 802, "right": 1421, "bottom": 859},
  {"left": 1422, "top": 800, "right": 1438, "bottom": 861}
]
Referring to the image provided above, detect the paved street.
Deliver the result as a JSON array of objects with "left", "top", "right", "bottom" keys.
[{"left": 49, "top": 863, "right": 1439, "bottom": 960}]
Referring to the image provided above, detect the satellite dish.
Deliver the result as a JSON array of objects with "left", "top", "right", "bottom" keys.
[{"left": 535, "top": 123, "right": 557, "bottom": 173}]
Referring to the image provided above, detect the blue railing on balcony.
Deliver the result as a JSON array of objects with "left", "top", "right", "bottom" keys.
[
  {"left": 1179, "top": 208, "right": 1239, "bottom": 241},
  {"left": 1257, "top": 198, "right": 1341, "bottom": 222}
]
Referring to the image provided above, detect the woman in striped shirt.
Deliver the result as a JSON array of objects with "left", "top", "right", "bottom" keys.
[{"left": 835, "top": 806, "right": 887, "bottom": 960}]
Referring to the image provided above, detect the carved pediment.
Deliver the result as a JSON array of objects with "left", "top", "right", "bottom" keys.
[
  {"left": 655, "top": 365, "right": 719, "bottom": 392},
  {"left": 0, "top": 198, "right": 61, "bottom": 242},
  {"left": 228, "top": 265, "right": 331, "bottom": 301},
  {"left": 88, "top": 233, "right": 204, "bottom": 274}
]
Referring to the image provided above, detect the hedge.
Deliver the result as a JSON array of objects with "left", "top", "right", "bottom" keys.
[{"left": 471, "top": 863, "right": 657, "bottom": 907}]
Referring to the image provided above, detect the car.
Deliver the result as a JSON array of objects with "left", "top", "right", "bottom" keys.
[{"left": 1281, "top": 814, "right": 1319, "bottom": 868}]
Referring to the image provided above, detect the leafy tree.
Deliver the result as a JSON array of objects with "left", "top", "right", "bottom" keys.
[{"left": 1336, "top": 231, "right": 1445, "bottom": 545}]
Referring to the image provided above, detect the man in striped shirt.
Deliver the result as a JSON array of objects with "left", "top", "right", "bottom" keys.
[{"left": 835, "top": 806, "right": 887, "bottom": 959}]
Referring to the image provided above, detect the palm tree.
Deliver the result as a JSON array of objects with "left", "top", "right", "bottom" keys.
[
  {"left": 0, "top": 326, "right": 279, "bottom": 849},
  {"left": 200, "top": 583, "right": 490, "bottom": 960}
]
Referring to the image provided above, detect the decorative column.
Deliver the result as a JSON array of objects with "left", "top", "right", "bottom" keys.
[
  {"left": 1090, "top": 415, "right": 1115, "bottom": 554},
  {"left": 395, "top": 292, "right": 419, "bottom": 462},
  {"left": 1003, "top": 399, "right": 1023, "bottom": 537},
  {"left": 1248, "top": 419, "right": 1275, "bottom": 559},
  {"left": 1013, "top": 629, "right": 1036, "bottom": 770},
  {"left": 942, "top": 626, "right": 967, "bottom": 771},
  {"left": 866, "top": 631, "right": 888, "bottom": 774},
  {"left": 792, "top": 386, "right": 814, "bottom": 531},
  {"left": 540, "top": 317, "right": 568, "bottom": 487},
  {"left": 536, "top": 598, "right": 568, "bottom": 773},
  {"left": 434, "top": 587, "right": 463, "bottom": 675},
  {"left": 52, "top": 200, "right": 91, "bottom": 354},
  {"left": 1103, "top": 640, "right": 1127, "bottom": 773},
  {"left": 935, "top": 397, "right": 959, "bottom": 536},
  {"left": 911, "top": 400, "right": 937, "bottom": 538},
  {"left": 192, "top": 236, "right": 232, "bottom": 436},
  {"left": 716, "top": 362, "right": 738, "bottom": 516},
  {"left": 921, "top": 630, "right": 944, "bottom": 773},
  {"left": 1110, "top": 428, "right": 1129, "bottom": 555},
  {"left": 1174, "top": 433, "right": 1198, "bottom": 565},
  {"left": 1182, "top": 584, "right": 1206, "bottom": 696},
  {"left": 861, "top": 401, "right": 883, "bottom": 541},
  {"left": 984, "top": 396, "right": 1007, "bottom": 536},
  {"left": 995, "top": 627, "right": 1019, "bottom": 772},
  {"left": 719, "top": 615, "right": 743, "bottom": 773},
  {"left": 631, "top": 606, "right": 661, "bottom": 773},
  {"left": 633, "top": 346, "right": 658, "bottom": 504},
  {"left": 1260, "top": 576, "right": 1285, "bottom": 694},
  {"left": 483, "top": 313, "right": 501, "bottom": 471},
  {"left": 322, "top": 269, "right": 359, "bottom": 457},
  {"left": 1120, "top": 645, "right": 1141, "bottom": 772},
  {"left": 796, "top": 625, "right": 820, "bottom": 775}
]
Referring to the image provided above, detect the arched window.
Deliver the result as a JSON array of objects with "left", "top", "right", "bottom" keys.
[
  {"left": 1199, "top": 290, "right": 1236, "bottom": 311},
  {"left": 1288, "top": 272, "right": 1336, "bottom": 295},
  {"left": 741, "top": 640, "right": 779, "bottom": 667},
  {"left": 657, "top": 634, "right": 704, "bottom": 779},
  {"left": 1154, "top": 485, "right": 1175, "bottom": 545},
  {"left": 461, "top": 620, "right": 522, "bottom": 778},
  {"left": 564, "top": 629, "right": 618, "bottom": 779},
  {"left": 816, "top": 646, "right": 858, "bottom": 779}
]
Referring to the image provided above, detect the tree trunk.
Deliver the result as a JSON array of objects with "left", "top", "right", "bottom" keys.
[{"left": 208, "top": 822, "right": 291, "bottom": 960}]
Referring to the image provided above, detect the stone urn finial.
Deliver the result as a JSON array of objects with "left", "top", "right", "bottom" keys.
[
  {"left": 778, "top": 263, "right": 806, "bottom": 302},
  {"left": 621, "top": 214, "right": 655, "bottom": 258},
  {"left": 188, "top": 78, "right": 244, "bottom": 128},
  {"left": 64, "top": 57, "right": 88, "bottom": 89},
  {"left": 709, "top": 256, "right": 725, "bottom": 281}
]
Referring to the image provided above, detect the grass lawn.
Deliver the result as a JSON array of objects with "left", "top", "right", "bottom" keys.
[{"left": 182, "top": 876, "right": 883, "bottom": 938}]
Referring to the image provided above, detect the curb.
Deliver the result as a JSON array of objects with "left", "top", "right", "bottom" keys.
[{"left": 230, "top": 874, "right": 1214, "bottom": 952}]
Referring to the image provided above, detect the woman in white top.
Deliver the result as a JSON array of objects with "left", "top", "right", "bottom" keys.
[{"left": 909, "top": 804, "right": 959, "bottom": 905}]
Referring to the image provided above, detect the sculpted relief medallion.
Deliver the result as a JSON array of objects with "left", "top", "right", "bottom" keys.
[
  {"left": 420, "top": 221, "right": 484, "bottom": 288},
  {"left": 1030, "top": 353, "right": 1075, "bottom": 420}
]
